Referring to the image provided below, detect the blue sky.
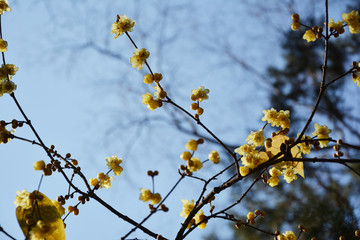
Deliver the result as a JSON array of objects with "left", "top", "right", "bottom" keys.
[{"left": 1, "top": 0, "right": 357, "bottom": 239}]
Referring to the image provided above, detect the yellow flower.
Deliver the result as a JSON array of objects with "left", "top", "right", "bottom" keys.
[
  {"left": 277, "top": 234, "right": 287, "bottom": 240},
  {"left": 312, "top": 123, "right": 332, "bottom": 148},
  {"left": 105, "top": 155, "right": 123, "bottom": 176},
  {"left": 111, "top": 15, "right": 136, "bottom": 39},
  {"left": 180, "top": 151, "right": 192, "bottom": 161},
  {"left": 0, "top": 0, "right": 11, "bottom": 15},
  {"left": 208, "top": 150, "right": 220, "bottom": 164},
  {"left": 97, "top": 172, "right": 113, "bottom": 189},
  {"left": 291, "top": 22, "right": 301, "bottom": 31},
  {"left": 234, "top": 144, "right": 256, "bottom": 156},
  {"left": 246, "top": 129, "right": 265, "bottom": 147},
  {"left": 353, "top": 74, "right": 360, "bottom": 87},
  {"left": 180, "top": 199, "right": 195, "bottom": 218},
  {"left": 0, "top": 39, "right": 7, "bottom": 52},
  {"left": 240, "top": 152, "right": 268, "bottom": 169},
  {"left": 327, "top": 18, "right": 345, "bottom": 34},
  {"left": 153, "top": 83, "right": 167, "bottom": 100},
  {"left": 284, "top": 231, "right": 298, "bottom": 240},
  {"left": 187, "top": 157, "right": 203, "bottom": 172},
  {"left": 303, "top": 30, "right": 316, "bottom": 42},
  {"left": 0, "top": 64, "right": 19, "bottom": 78},
  {"left": 262, "top": 108, "right": 290, "bottom": 129},
  {"left": 150, "top": 193, "right": 161, "bottom": 205},
  {"left": 14, "top": 190, "right": 32, "bottom": 209},
  {"left": 0, "top": 125, "right": 12, "bottom": 143},
  {"left": 247, "top": 211, "right": 255, "bottom": 220},
  {"left": 268, "top": 176, "right": 280, "bottom": 187},
  {"left": 143, "top": 74, "right": 153, "bottom": 84},
  {"left": 153, "top": 73, "right": 163, "bottom": 83},
  {"left": 1, "top": 79, "right": 17, "bottom": 95},
  {"left": 342, "top": 10, "right": 360, "bottom": 34},
  {"left": 283, "top": 168, "right": 297, "bottom": 183},
  {"left": 191, "top": 86, "right": 209, "bottom": 102},
  {"left": 296, "top": 133, "right": 311, "bottom": 154},
  {"left": 139, "top": 188, "right": 152, "bottom": 202},
  {"left": 141, "top": 92, "right": 162, "bottom": 110},
  {"left": 129, "top": 48, "right": 150, "bottom": 70},
  {"left": 239, "top": 166, "right": 249, "bottom": 176},
  {"left": 269, "top": 167, "right": 281, "bottom": 177},
  {"left": 195, "top": 210, "right": 207, "bottom": 229},
  {"left": 33, "top": 160, "right": 46, "bottom": 171},
  {"left": 89, "top": 178, "right": 99, "bottom": 187},
  {"left": 185, "top": 139, "right": 198, "bottom": 151}
]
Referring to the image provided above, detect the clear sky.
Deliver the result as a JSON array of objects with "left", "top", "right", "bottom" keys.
[{"left": 0, "top": 1, "right": 356, "bottom": 240}]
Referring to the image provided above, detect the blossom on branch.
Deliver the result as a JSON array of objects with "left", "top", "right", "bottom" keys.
[
  {"left": 130, "top": 48, "right": 150, "bottom": 70},
  {"left": 111, "top": 15, "right": 136, "bottom": 39}
]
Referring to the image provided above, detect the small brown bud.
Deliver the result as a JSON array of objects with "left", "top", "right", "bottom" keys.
[
  {"left": 337, "top": 139, "right": 343, "bottom": 145},
  {"left": 235, "top": 220, "right": 242, "bottom": 229},
  {"left": 147, "top": 170, "right": 153, "bottom": 176},
  {"left": 197, "top": 138, "right": 204, "bottom": 144},
  {"left": 153, "top": 170, "right": 159, "bottom": 176},
  {"left": 65, "top": 153, "right": 71, "bottom": 158}
]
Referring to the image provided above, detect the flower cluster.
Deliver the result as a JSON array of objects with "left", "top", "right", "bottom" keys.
[
  {"left": 89, "top": 155, "right": 124, "bottom": 189},
  {"left": 0, "top": 64, "right": 19, "bottom": 96},
  {"left": 129, "top": 48, "right": 150, "bottom": 70},
  {"left": 262, "top": 108, "right": 290, "bottom": 129},
  {"left": 90, "top": 172, "right": 114, "bottom": 189},
  {"left": 328, "top": 18, "right": 345, "bottom": 36},
  {"left": 342, "top": 10, "right": 360, "bottom": 34},
  {"left": 141, "top": 72, "right": 166, "bottom": 111},
  {"left": 190, "top": 86, "right": 209, "bottom": 118},
  {"left": 139, "top": 188, "right": 162, "bottom": 205},
  {"left": 179, "top": 139, "right": 205, "bottom": 175},
  {"left": 180, "top": 199, "right": 207, "bottom": 229},
  {"left": 312, "top": 123, "right": 332, "bottom": 148},
  {"left": 110, "top": 15, "right": 136, "bottom": 39},
  {"left": 105, "top": 155, "right": 123, "bottom": 176}
]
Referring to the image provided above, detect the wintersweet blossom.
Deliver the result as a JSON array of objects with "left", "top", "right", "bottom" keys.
[
  {"left": 97, "top": 172, "right": 114, "bottom": 189},
  {"left": 312, "top": 123, "right": 332, "bottom": 148},
  {"left": 185, "top": 139, "right": 198, "bottom": 151},
  {"left": 187, "top": 157, "right": 203, "bottom": 172},
  {"left": 342, "top": 10, "right": 360, "bottom": 34},
  {"left": 239, "top": 166, "right": 249, "bottom": 176},
  {"left": 0, "top": 0, "right": 11, "bottom": 15},
  {"left": 0, "top": 39, "right": 7, "bottom": 52},
  {"left": 262, "top": 108, "right": 290, "bottom": 129},
  {"left": 180, "top": 199, "right": 195, "bottom": 218},
  {"left": 208, "top": 150, "right": 220, "bottom": 164},
  {"left": 296, "top": 134, "right": 311, "bottom": 154},
  {"left": 327, "top": 18, "right": 345, "bottom": 34},
  {"left": 353, "top": 74, "right": 360, "bottom": 87},
  {"left": 0, "top": 125, "right": 12, "bottom": 143},
  {"left": 191, "top": 86, "right": 209, "bottom": 102},
  {"left": 268, "top": 176, "right": 280, "bottom": 187},
  {"left": 303, "top": 30, "right": 316, "bottom": 42},
  {"left": 129, "top": 48, "right": 150, "bottom": 70},
  {"left": 141, "top": 92, "right": 162, "bottom": 110},
  {"left": 284, "top": 231, "right": 298, "bottom": 240},
  {"left": 246, "top": 129, "right": 266, "bottom": 147},
  {"left": 195, "top": 210, "right": 207, "bottom": 229},
  {"left": 283, "top": 168, "right": 297, "bottom": 183},
  {"left": 139, "top": 188, "right": 152, "bottom": 202},
  {"left": 105, "top": 155, "right": 123, "bottom": 176},
  {"left": 234, "top": 144, "right": 256, "bottom": 156},
  {"left": 111, "top": 15, "right": 136, "bottom": 38},
  {"left": 14, "top": 190, "right": 32, "bottom": 209}
]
